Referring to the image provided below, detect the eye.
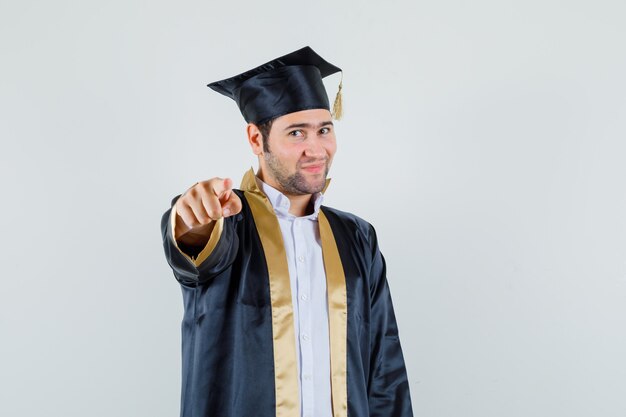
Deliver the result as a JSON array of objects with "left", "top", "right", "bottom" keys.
[
  {"left": 289, "top": 130, "right": 304, "bottom": 137},
  {"left": 319, "top": 127, "right": 331, "bottom": 135}
]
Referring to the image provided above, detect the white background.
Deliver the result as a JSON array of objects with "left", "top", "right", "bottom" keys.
[{"left": 1, "top": 0, "right": 625, "bottom": 416}]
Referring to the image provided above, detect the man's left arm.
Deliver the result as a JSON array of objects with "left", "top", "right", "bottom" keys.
[{"left": 367, "top": 225, "right": 414, "bottom": 417}]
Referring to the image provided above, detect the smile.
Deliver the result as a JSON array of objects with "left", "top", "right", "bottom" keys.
[{"left": 301, "top": 164, "right": 325, "bottom": 173}]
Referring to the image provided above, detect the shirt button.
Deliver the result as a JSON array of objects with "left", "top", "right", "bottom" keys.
[
  {"left": 301, "top": 293, "right": 308, "bottom": 301},
  {"left": 303, "top": 374, "right": 312, "bottom": 380},
  {"left": 298, "top": 255, "right": 305, "bottom": 263},
  {"left": 301, "top": 333, "right": 309, "bottom": 341}
]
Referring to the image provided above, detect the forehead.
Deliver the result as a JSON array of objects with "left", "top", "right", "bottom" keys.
[{"left": 272, "top": 108, "right": 333, "bottom": 128}]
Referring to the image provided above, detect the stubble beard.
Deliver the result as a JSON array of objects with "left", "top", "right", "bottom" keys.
[{"left": 265, "top": 152, "right": 329, "bottom": 196}]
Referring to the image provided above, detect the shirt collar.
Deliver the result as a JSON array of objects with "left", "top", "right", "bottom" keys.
[{"left": 254, "top": 175, "right": 325, "bottom": 220}]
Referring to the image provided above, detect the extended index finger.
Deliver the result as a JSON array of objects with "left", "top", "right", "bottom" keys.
[{"left": 211, "top": 177, "right": 233, "bottom": 198}]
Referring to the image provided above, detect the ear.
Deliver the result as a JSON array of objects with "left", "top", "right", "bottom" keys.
[{"left": 246, "top": 123, "right": 264, "bottom": 155}]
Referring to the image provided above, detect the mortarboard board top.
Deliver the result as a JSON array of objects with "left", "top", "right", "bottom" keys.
[{"left": 207, "top": 46, "right": 343, "bottom": 125}]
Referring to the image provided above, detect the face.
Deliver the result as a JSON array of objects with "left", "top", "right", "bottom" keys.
[{"left": 255, "top": 108, "right": 337, "bottom": 196}]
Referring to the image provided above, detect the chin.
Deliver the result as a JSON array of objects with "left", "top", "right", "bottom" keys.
[{"left": 311, "top": 179, "right": 327, "bottom": 192}]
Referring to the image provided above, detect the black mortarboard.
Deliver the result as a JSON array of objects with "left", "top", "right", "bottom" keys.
[{"left": 207, "top": 46, "right": 343, "bottom": 125}]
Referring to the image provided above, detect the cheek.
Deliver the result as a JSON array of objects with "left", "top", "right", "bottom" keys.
[
  {"left": 326, "top": 140, "right": 337, "bottom": 157},
  {"left": 276, "top": 148, "right": 302, "bottom": 164},
  {"left": 271, "top": 139, "right": 295, "bottom": 156}
]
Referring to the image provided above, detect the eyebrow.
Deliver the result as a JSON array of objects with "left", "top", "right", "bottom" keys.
[{"left": 283, "top": 121, "right": 334, "bottom": 131}]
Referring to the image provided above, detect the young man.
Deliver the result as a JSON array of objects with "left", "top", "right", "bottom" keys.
[{"left": 160, "top": 46, "right": 414, "bottom": 417}]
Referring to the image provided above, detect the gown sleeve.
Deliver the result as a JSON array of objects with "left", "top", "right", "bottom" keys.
[
  {"left": 160, "top": 193, "right": 239, "bottom": 285},
  {"left": 366, "top": 225, "right": 414, "bottom": 416}
]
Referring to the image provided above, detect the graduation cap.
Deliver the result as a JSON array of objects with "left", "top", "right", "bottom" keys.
[{"left": 207, "top": 46, "right": 343, "bottom": 125}]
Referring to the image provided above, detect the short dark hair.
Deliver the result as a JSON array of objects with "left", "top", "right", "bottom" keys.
[{"left": 256, "top": 118, "right": 275, "bottom": 153}]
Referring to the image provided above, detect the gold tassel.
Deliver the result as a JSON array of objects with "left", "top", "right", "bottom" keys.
[{"left": 332, "top": 72, "right": 343, "bottom": 120}]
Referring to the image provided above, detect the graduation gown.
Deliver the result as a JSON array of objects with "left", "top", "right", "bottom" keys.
[{"left": 160, "top": 169, "right": 414, "bottom": 417}]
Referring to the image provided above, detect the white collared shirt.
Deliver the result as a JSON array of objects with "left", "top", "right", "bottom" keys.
[{"left": 256, "top": 176, "right": 332, "bottom": 417}]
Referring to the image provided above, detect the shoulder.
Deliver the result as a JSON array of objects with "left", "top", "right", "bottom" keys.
[
  {"left": 320, "top": 205, "right": 378, "bottom": 245},
  {"left": 320, "top": 205, "right": 371, "bottom": 228}
]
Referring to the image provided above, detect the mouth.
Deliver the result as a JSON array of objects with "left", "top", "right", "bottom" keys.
[{"left": 300, "top": 163, "right": 325, "bottom": 174}]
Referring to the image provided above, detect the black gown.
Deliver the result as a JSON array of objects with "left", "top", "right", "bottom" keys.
[{"left": 160, "top": 169, "right": 414, "bottom": 417}]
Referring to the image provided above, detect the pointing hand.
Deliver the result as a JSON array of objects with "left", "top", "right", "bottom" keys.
[{"left": 174, "top": 177, "right": 242, "bottom": 242}]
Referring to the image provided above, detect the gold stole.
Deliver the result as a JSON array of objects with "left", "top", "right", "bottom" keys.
[{"left": 240, "top": 169, "right": 347, "bottom": 417}]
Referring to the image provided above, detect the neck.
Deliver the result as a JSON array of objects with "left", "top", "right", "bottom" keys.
[
  {"left": 285, "top": 193, "right": 314, "bottom": 217},
  {"left": 256, "top": 169, "right": 315, "bottom": 217}
]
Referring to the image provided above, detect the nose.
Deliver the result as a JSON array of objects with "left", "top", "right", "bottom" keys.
[{"left": 304, "top": 135, "right": 326, "bottom": 159}]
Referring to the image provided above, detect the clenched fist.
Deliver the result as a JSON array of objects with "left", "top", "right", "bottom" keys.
[{"left": 174, "top": 177, "right": 242, "bottom": 244}]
